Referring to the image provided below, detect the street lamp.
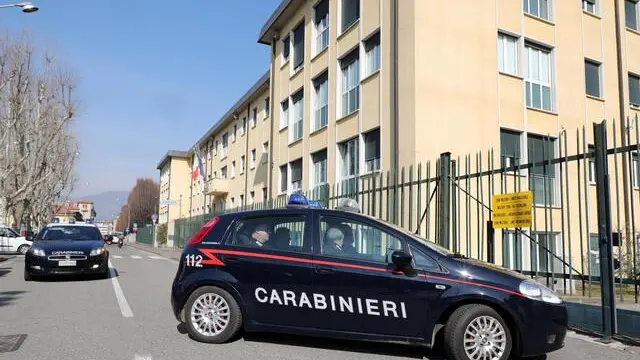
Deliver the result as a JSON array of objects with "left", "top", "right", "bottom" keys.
[{"left": 0, "top": 2, "right": 39, "bottom": 13}]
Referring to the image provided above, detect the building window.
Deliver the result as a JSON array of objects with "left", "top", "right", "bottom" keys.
[
  {"left": 528, "top": 134, "right": 557, "bottom": 206},
  {"left": 339, "top": 137, "right": 359, "bottom": 181},
  {"left": 626, "top": 0, "right": 639, "bottom": 30},
  {"left": 222, "top": 133, "right": 228, "bottom": 157},
  {"left": 279, "top": 164, "right": 288, "bottom": 193},
  {"left": 498, "top": 33, "right": 518, "bottom": 75},
  {"left": 221, "top": 166, "right": 227, "bottom": 179},
  {"left": 280, "top": 99, "right": 289, "bottom": 129},
  {"left": 314, "top": 0, "right": 329, "bottom": 54},
  {"left": 502, "top": 231, "right": 522, "bottom": 271},
  {"left": 364, "top": 129, "right": 380, "bottom": 172},
  {"left": 500, "top": 129, "right": 521, "bottom": 168},
  {"left": 290, "top": 159, "right": 303, "bottom": 191},
  {"left": 239, "top": 195, "right": 244, "bottom": 208},
  {"left": 231, "top": 161, "right": 236, "bottom": 178},
  {"left": 214, "top": 140, "right": 218, "bottom": 156},
  {"left": 252, "top": 107, "right": 257, "bottom": 128},
  {"left": 525, "top": 43, "right": 553, "bottom": 112},
  {"left": 251, "top": 149, "right": 256, "bottom": 169},
  {"left": 282, "top": 35, "right": 290, "bottom": 62},
  {"left": 290, "top": 90, "right": 304, "bottom": 142},
  {"left": 293, "top": 22, "right": 305, "bottom": 71},
  {"left": 630, "top": 73, "right": 640, "bottom": 107},
  {"left": 364, "top": 32, "right": 380, "bottom": 76},
  {"left": 240, "top": 156, "right": 245, "bottom": 174},
  {"left": 263, "top": 187, "right": 268, "bottom": 202},
  {"left": 340, "top": 50, "right": 360, "bottom": 116},
  {"left": 585, "top": 59, "right": 601, "bottom": 98},
  {"left": 582, "top": 0, "right": 596, "bottom": 14},
  {"left": 530, "top": 232, "right": 559, "bottom": 273},
  {"left": 249, "top": 191, "right": 255, "bottom": 205},
  {"left": 313, "top": 71, "right": 328, "bottom": 131},
  {"left": 588, "top": 145, "right": 596, "bottom": 184},
  {"left": 264, "top": 97, "right": 270, "bottom": 117},
  {"left": 241, "top": 117, "right": 246, "bottom": 135},
  {"left": 524, "top": 0, "right": 551, "bottom": 21},
  {"left": 233, "top": 125, "right": 237, "bottom": 142},
  {"left": 262, "top": 142, "right": 269, "bottom": 164},
  {"left": 312, "top": 149, "right": 327, "bottom": 188},
  {"left": 341, "top": 0, "right": 360, "bottom": 32}
]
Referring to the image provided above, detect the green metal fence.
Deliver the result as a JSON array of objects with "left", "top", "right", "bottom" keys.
[{"left": 136, "top": 226, "right": 153, "bottom": 245}]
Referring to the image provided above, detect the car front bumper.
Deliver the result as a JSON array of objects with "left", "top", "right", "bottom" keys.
[
  {"left": 518, "top": 300, "right": 568, "bottom": 357},
  {"left": 25, "top": 253, "right": 109, "bottom": 276}
]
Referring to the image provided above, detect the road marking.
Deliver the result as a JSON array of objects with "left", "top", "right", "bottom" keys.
[
  {"left": 134, "top": 355, "right": 152, "bottom": 360},
  {"left": 131, "top": 255, "right": 142, "bottom": 259},
  {"left": 108, "top": 259, "right": 133, "bottom": 318},
  {"left": 149, "top": 255, "right": 164, "bottom": 260},
  {"left": 113, "top": 255, "right": 123, "bottom": 259}
]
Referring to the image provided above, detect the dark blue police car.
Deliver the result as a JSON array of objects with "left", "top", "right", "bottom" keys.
[
  {"left": 24, "top": 221, "right": 110, "bottom": 281},
  {"left": 171, "top": 195, "right": 567, "bottom": 360}
]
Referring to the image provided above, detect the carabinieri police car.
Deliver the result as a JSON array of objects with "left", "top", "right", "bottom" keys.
[
  {"left": 171, "top": 195, "right": 567, "bottom": 360},
  {"left": 24, "top": 220, "right": 109, "bottom": 280}
]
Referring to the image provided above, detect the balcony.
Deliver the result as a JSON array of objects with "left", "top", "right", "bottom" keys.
[{"left": 206, "top": 178, "right": 230, "bottom": 197}]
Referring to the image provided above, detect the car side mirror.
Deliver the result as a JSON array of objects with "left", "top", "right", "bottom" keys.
[
  {"left": 26, "top": 235, "right": 33, "bottom": 241},
  {"left": 391, "top": 250, "right": 413, "bottom": 269}
]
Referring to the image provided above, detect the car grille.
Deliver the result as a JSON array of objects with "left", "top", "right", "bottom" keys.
[{"left": 47, "top": 255, "right": 87, "bottom": 261}]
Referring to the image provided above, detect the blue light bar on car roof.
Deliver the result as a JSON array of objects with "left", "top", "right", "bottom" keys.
[
  {"left": 287, "top": 193, "right": 309, "bottom": 207},
  {"left": 309, "top": 200, "right": 322, "bottom": 208}
]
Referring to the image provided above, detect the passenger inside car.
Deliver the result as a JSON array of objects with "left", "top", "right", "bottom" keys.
[
  {"left": 323, "top": 227, "right": 344, "bottom": 256},
  {"left": 267, "top": 227, "right": 291, "bottom": 250}
]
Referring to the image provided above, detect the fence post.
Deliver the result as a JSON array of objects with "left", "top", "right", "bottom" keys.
[
  {"left": 593, "top": 120, "right": 617, "bottom": 341},
  {"left": 437, "top": 152, "right": 451, "bottom": 249}
]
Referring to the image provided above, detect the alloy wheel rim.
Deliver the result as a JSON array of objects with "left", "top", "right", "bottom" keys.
[
  {"left": 463, "top": 315, "right": 507, "bottom": 360},
  {"left": 190, "top": 293, "right": 230, "bottom": 337}
]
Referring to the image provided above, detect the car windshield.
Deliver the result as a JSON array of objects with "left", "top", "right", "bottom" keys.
[
  {"left": 35, "top": 226, "right": 102, "bottom": 241},
  {"left": 358, "top": 213, "right": 453, "bottom": 256}
]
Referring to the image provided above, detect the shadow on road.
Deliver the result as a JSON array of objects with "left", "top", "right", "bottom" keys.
[
  {"left": 0, "top": 290, "right": 28, "bottom": 308},
  {"left": 241, "top": 332, "right": 444, "bottom": 359}
]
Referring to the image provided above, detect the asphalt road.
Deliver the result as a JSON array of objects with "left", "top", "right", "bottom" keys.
[{"left": 1, "top": 246, "right": 639, "bottom": 360}]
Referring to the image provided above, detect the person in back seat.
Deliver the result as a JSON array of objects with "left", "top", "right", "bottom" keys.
[
  {"left": 323, "top": 227, "right": 344, "bottom": 256},
  {"left": 268, "top": 227, "right": 291, "bottom": 250},
  {"left": 338, "top": 224, "right": 356, "bottom": 254}
]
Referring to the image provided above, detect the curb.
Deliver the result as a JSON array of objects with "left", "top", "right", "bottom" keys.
[{"left": 126, "top": 243, "right": 182, "bottom": 261}]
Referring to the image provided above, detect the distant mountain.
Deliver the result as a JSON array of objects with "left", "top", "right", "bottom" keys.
[{"left": 74, "top": 191, "right": 129, "bottom": 221}]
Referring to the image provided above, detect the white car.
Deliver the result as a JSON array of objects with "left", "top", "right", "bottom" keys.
[{"left": 0, "top": 226, "right": 33, "bottom": 254}]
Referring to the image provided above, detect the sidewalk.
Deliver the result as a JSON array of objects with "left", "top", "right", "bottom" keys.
[{"left": 125, "top": 242, "right": 183, "bottom": 261}]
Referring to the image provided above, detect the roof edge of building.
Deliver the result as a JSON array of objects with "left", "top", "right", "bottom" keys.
[
  {"left": 156, "top": 150, "right": 191, "bottom": 170},
  {"left": 257, "top": 0, "right": 299, "bottom": 44},
  {"left": 193, "top": 70, "right": 270, "bottom": 148}
]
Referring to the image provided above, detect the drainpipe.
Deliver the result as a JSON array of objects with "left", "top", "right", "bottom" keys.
[
  {"left": 614, "top": 0, "right": 632, "bottom": 262},
  {"left": 390, "top": 0, "right": 399, "bottom": 222},
  {"left": 267, "top": 35, "right": 277, "bottom": 202},
  {"left": 244, "top": 103, "right": 251, "bottom": 206}
]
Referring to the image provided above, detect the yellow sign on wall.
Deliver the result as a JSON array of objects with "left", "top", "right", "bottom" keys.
[{"left": 491, "top": 191, "right": 533, "bottom": 229}]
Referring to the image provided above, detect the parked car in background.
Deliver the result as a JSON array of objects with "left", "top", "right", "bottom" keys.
[{"left": 0, "top": 226, "right": 33, "bottom": 254}]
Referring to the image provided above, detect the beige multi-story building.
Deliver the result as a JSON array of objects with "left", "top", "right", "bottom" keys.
[
  {"left": 78, "top": 200, "right": 96, "bottom": 221},
  {"left": 157, "top": 150, "right": 191, "bottom": 224},
  {"left": 159, "top": 0, "right": 640, "bottom": 282}
]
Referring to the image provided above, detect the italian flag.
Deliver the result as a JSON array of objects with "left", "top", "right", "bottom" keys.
[{"left": 192, "top": 146, "right": 204, "bottom": 182}]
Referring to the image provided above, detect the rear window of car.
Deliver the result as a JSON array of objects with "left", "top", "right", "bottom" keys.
[{"left": 36, "top": 226, "right": 102, "bottom": 241}]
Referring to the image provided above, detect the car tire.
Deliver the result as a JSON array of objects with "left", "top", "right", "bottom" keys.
[
  {"left": 443, "top": 304, "right": 512, "bottom": 360},
  {"left": 184, "top": 286, "right": 243, "bottom": 344},
  {"left": 24, "top": 269, "right": 32, "bottom": 281},
  {"left": 17, "top": 245, "right": 29, "bottom": 255}
]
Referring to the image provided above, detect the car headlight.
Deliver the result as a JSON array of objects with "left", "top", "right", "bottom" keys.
[
  {"left": 519, "top": 280, "right": 563, "bottom": 304},
  {"left": 90, "top": 247, "right": 106, "bottom": 256},
  {"left": 30, "top": 248, "right": 46, "bottom": 257}
]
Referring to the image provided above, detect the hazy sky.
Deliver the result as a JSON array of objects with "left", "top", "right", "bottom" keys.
[{"left": 1, "top": 0, "right": 279, "bottom": 196}]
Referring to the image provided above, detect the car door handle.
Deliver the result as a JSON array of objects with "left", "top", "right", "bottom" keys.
[{"left": 315, "top": 266, "right": 336, "bottom": 275}]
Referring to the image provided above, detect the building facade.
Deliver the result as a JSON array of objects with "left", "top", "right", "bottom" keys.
[
  {"left": 78, "top": 201, "right": 96, "bottom": 221},
  {"left": 157, "top": 151, "right": 192, "bottom": 224},
  {"left": 158, "top": 0, "right": 640, "bottom": 282}
]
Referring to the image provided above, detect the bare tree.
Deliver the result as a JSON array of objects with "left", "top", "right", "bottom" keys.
[
  {"left": 127, "top": 178, "right": 159, "bottom": 226},
  {"left": 0, "top": 33, "right": 79, "bottom": 229}
]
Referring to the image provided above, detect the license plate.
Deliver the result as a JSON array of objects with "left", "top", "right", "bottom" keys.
[{"left": 58, "top": 260, "right": 76, "bottom": 267}]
